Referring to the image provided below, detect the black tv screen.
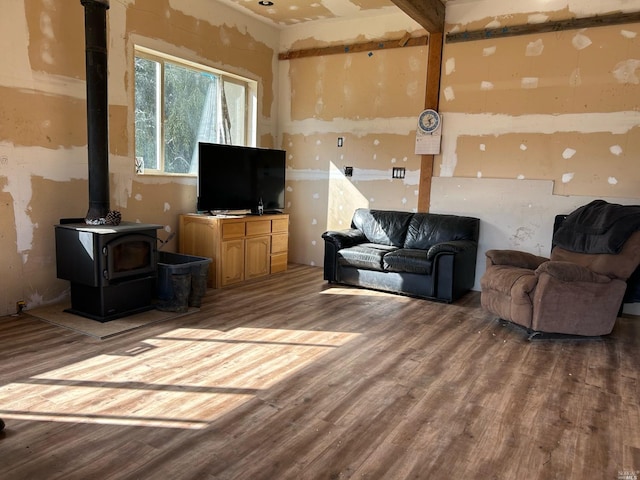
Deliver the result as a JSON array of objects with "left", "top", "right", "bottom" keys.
[{"left": 197, "top": 142, "right": 286, "bottom": 214}]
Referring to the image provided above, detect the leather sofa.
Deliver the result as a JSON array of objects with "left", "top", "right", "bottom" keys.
[{"left": 322, "top": 208, "right": 480, "bottom": 302}]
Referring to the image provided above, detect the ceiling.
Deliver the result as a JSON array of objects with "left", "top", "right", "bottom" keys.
[{"left": 216, "top": 0, "right": 420, "bottom": 28}]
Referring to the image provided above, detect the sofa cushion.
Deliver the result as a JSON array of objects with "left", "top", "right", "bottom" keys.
[
  {"left": 351, "top": 208, "right": 413, "bottom": 247},
  {"left": 404, "top": 213, "right": 479, "bottom": 250},
  {"left": 383, "top": 249, "right": 433, "bottom": 274},
  {"left": 338, "top": 243, "right": 398, "bottom": 271}
]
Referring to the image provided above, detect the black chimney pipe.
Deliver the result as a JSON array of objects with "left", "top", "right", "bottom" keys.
[{"left": 81, "top": 0, "right": 110, "bottom": 224}]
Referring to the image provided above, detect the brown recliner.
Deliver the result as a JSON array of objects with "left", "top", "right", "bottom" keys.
[{"left": 481, "top": 205, "right": 640, "bottom": 337}]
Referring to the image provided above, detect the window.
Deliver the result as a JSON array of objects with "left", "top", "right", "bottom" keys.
[{"left": 134, "top": 46, "right": 256, "bottom": 175}]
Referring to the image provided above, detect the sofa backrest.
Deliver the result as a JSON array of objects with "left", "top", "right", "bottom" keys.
[
  {"left": 551, "top": 230, "right": 640, "bottom": 280},
  {"left": 351, "top": 208, "right": 413, "bottom": 247},
  {"left": 404, "top": 213, "right": 480, "bottom": 250}
]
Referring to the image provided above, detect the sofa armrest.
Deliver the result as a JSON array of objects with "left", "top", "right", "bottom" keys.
[
  {"left": 321, "top": 229, "right": 367, "bottom": 250},
  {"left": 485, "top": 249, "right": 549, "bottom": 270},
  {"left": 535, "top": 261, "right": 611, "bottom": 284},
  {"left": 426, "top": 240, "right": 476, "bottom": 260}
]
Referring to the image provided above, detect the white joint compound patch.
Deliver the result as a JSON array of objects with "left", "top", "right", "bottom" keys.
[
  {"left": 613, "top": 59, "right": 640, "bottom": 84},
  {"left": 480, "top": 81, "right": 494, "bottom": 90},
  {"left": 483, "top": 46, "right": 496, "bottom": 56},
  {"left": 521, "top": 77, "right": 539, "bottom": 89},
  {"left": 444, "top": 86, "right": 455, "bottom": 102},
  {"left": 608, "top": 177, "right": 619, "bottom": 185},
  {"left": 621, "top": 30, "right": 637, "bottom": 39},
  {"left": 445, "top": 57, "right": 456, "bottom": 75},
  {"left": 563, "top": 148, "right": 577, "bottom": 159},
  {"left": 572, "top": 33, "right": 592, "bottom": 50},
  {"left": 528, "top": 13, "right": 549, "bottom": 24},
  {"left": 562, "top": 172, "right": 575, "bottom": 183},
  {"left": 525, "top": 39, "right": 544, "bottom": 56},
  {"left": 610, "top": 145, "right": 623, "bottom": 156}
]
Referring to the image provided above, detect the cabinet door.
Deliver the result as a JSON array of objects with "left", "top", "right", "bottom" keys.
[
  {"left": 221, "top": 239, "right": 244, "bottom": 286},
  {"left": 245, "top": 236, "right": 271, "bottom": 280}
]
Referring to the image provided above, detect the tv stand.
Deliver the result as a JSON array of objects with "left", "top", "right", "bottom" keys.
[{"left": 179, "top": 213, "right": 289, "bottom": 288}]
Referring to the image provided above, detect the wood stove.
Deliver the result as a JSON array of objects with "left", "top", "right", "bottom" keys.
[
  {"left": 52, "top": 1, "right": 164, "bottom": 321},
  {"left": 55, "top": 221, "right": 162, "bottom": 321}
]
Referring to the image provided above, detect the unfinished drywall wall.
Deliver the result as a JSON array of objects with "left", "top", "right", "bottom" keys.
[
  {"left": 278, "top": 11, "right": 427, "bottom": 267},
  {"left": 0, "top": 0, "right": 280, "bottom": 316},
  {"left": 439, "top": 0, "right": 640, "bottom": 199},
  {"left": 430, "top": 176, "right": 640, "bottom": 315},
  {"left": 432, "top": 0, "right": 640, "bottom": 314}
]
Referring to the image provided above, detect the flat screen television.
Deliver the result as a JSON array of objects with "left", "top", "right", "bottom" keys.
[{"left": 197, "top": 142, "right": 286, "bottom": 214}]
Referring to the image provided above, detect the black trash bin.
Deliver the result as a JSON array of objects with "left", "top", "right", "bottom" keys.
[{"left": 156, "top": 252, "right": 212, "bottom": 312}]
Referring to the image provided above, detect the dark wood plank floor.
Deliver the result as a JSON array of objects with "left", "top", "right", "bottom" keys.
[{"left": 0, "top": 264, "right": 639, "bottom": 479}]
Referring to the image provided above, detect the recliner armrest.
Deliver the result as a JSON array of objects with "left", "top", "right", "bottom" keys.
[
  {"left": 427, "top": 240, "right": 476, "bottom": 260},
  {"left": 535, "top": 261, "right": 611, "bottom": 283},
  {"left": 321, "top": 229, "right": 367, "bottom": 250},
  {"left": 485, "top": 249, "right": 549, "bottom": 270}
]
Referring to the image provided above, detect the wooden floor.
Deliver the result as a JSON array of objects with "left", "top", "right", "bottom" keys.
[{"left": 0, "top": 264, "right": 639, "bottom": 479}]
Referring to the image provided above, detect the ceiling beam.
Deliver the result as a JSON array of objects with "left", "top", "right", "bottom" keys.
[{"left": 391, "top": 0, "right": 445, "bottom": 33}]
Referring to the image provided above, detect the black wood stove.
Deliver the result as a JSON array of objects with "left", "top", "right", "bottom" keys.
[
  {"left": 55, "top": 1, "right": 162, "bottom": 322},
  {"left": 55, "top": 221, "right": 162, "bottom": 321}
]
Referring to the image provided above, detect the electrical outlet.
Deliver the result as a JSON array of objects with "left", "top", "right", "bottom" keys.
[
  {"left": 392, "top": 167, "right": 406, "bottom": 179},
  {"left": 16, "top": 300, "right": 26, "bottom": 313},
  {"left": 344, "top": 166, "right": 353, "bottom": 177},
  {"left": 337, "top": 137, "right": 344, "bottom": 147}
]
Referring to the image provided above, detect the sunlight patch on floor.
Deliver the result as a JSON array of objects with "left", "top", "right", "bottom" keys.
[
  {"left": 321, "top": 286, "right": 411, "bottom": 299},
  {"left": 0, "top": 326, "right": 360, "bottom": 430}
]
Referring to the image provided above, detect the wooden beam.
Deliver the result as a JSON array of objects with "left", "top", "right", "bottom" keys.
[
  {"left": 446, "top": 11, "right": 640, "bottom": 43},
  {"left": 418, "top": 32, "right": 443, "bottom": 213},
  {"left": 391, "top": 1, "right": 445, "bottom": 212},
  {"left": 391, "top": 0, "right": 446, "bottom": 34},
  {"left": 278, "top": 35, "right": 428, "bottom": 61}
]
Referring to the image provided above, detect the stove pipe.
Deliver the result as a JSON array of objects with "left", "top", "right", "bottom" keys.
[{"left": 81, "top": 0, "right": 110, "bottom": 223}]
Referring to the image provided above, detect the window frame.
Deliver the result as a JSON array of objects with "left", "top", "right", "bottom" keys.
[{"left": 134, "top": 45, "right": 258, "bottom": 176}]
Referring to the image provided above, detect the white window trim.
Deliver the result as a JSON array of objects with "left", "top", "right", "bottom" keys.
[{"left": 134, "top": 45, "right": 258, "bottom": 176}]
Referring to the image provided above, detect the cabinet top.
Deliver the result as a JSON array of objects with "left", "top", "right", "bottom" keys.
[{"left": 181, "top": 213, "right": 288, "bottom": 221}]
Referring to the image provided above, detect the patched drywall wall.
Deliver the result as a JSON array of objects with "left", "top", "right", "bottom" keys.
[
  {"left": 440, "top": 0, "right": 640, "bottom": 199},
  {"left": 430, "top": 176, "right": 640, "bottom": 315},
  {"left": 278, "top": 0, "right": 640, "bottom": 308},
  {"left": 278, "top": 12, "right": 427, "bottom": 267},
  {"left": 433, "top": 0, "right": 640, "bottom": 312},
  {"left": 0, "top": 0, "right": 280, "bottom": 316}
]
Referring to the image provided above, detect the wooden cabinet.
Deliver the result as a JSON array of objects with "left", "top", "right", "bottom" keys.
[{"left": 179, "top": 213, "right": 289, "bottom": 288}]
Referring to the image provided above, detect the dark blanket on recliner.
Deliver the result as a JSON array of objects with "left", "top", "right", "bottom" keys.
[{"left": 553, "top": 200, "right": 640, "bottom": 254}]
